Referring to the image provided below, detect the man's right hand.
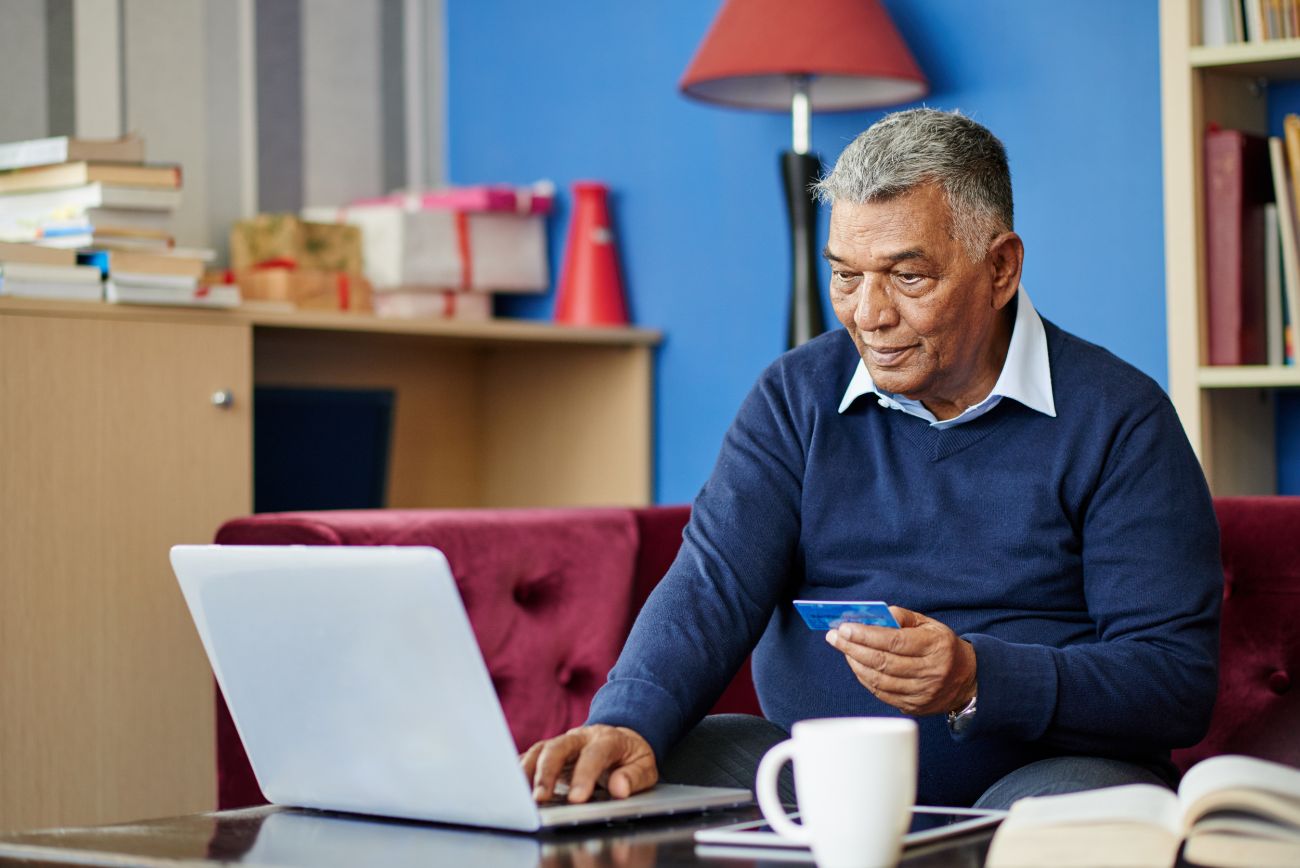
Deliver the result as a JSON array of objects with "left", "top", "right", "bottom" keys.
[{"left": 519, "top": 724, "right": 658, "bottom": 804}]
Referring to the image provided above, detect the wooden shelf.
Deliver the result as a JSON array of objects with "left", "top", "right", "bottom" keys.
[
  {"left": 1162, "top": 1, "right": 1292, "bottom": 495},
  {"left": 1198, "top": 365, "right": 1300, "bottom": 388},
  {"left": 1190, "top": 39, "right": 1300, "bottom": 76},
  {"left": 0, "top": 297, "right": 661, "bottom": 348}
]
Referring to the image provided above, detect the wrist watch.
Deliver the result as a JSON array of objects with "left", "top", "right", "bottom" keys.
[{"left": 947, "top": 693, "right": 977, "bottom": 735}]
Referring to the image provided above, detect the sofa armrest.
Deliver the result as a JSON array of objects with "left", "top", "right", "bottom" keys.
[
  {"left": 631, "top": 506, "right": 761, "bottom": 718},
  {"left": 1173, "top": 497, "right": 1300, "bottom": 773}
]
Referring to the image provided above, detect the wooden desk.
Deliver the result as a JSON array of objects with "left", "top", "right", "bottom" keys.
[{"left": 0, "top": 298, "right": 659, "bottom": 832}]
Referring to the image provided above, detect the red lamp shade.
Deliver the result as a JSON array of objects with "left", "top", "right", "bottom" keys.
[{"left": 680, "top": 0, "right": 927, "bottom": 111}]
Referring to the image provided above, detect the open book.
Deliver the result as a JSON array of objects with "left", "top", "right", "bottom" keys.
[{"left": 985, "top": 755, "right": 1300, "bottom": 868}]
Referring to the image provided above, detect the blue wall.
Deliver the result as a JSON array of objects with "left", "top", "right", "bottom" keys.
[{"left": 446, "top": 1, "right": 1174, "bottom": 504}]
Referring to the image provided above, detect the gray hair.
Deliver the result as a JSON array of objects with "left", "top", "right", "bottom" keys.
[{"left": 813, "top": 108, "right": 1013, "bottom": 260}]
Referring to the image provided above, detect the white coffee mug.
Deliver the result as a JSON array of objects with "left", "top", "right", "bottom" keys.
[{"left": 756, "top": 717, "right": 918, "bottom": 868}]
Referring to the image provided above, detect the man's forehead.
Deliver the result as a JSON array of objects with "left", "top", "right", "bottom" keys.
[
  {"left": 827, "top": 194, "right": 952, "bottom": 262},
  {"left": 825, "top": 213, "right": 935, "bottom": 262}
]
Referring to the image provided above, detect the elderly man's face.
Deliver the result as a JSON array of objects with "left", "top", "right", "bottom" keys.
[{"left": 825, "top": 183, "right": 1022, "bottom": 420}]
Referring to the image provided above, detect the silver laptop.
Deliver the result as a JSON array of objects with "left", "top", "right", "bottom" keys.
[{"left": 170, "top": 545, "right": 750, "bottom": 832}]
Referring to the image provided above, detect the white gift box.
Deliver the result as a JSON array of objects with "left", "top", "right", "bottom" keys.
[
  {"left": 303, "top": 185, "right": 551, "bottom": 293},
  {"left": 371, "top": 288, "right": 492, "bottom": 321}
]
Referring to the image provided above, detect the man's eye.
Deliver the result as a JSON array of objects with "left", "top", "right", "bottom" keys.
[
  {"left": 893, "top": 272, "right": 932, "bottom": 291},
  {"left": 832, "top": 270, "right": 860, "bottom": 284}
]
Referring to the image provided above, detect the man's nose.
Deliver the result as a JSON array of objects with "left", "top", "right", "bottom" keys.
[{"left": 855, "top": 275, "right": 899, "bottom": 331}]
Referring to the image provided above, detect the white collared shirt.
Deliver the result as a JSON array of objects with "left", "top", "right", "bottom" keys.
[{"left": 836, "top": 286, "right": 1056, "bottom": 428}]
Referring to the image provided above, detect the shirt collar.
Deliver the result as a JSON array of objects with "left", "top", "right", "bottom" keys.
[{"left": 836, "top": 286, "right": 1057, "bottom": 422}]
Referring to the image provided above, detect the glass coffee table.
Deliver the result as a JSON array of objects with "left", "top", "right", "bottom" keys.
[{"left": 0, "top": 804, "right": 998, "bottom": 867}]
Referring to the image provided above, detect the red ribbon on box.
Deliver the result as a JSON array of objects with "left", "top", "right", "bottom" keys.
[
  {"left": 454, "top": 211, "right": 473, "bottom": 290},
  {"left": 337, "top": 273, "right": 350, "bottom": 310},
  {"left": 253, "top": 257, "right": 298, "bottom": 271}
]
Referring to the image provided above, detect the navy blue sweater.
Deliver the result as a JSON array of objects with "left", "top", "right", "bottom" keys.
[{"left": 587, "top": 322, "right": 1222, "bottom": 807}]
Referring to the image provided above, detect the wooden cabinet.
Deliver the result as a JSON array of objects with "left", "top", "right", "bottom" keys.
[
  {"left": 0, "top": 299, "right": 658, "bottom": 831},
  {"left": 0, "top": 313, "right": 251, "bottom": 832},
  {"left": 1160, "top": 0, "right": 1300, "bottom": 494}
]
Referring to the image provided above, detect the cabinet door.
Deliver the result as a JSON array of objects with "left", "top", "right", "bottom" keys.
[{"left": 0, "top": 314, "right": 252, "bottom": 831}]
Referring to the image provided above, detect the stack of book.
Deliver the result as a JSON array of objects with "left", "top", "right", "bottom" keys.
[
  {"left": 0, "top": 133, "right": 182, "bottom": 251},
  {"left": 1201, "top": 0, "right": 1300, "bottom": 45},
  {"left": 0, "top": 133, "right": 238, "bottom": 307},
  {"left": 0, "top": 241, "right": 102, "bottom": 301},
  {"left": 81, "top": 248, "right": 236, "bottom": 308},
  {"left": 1204, "top": 119, "right": 1300, "bottom": 366}
]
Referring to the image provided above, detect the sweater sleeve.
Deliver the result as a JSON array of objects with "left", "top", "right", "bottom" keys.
[
  {"left": 954, "top": 394, "right": 1222, "bottom": 753},
  {"left": 585, "top": 361, "right": 807, "bottom": 762}
]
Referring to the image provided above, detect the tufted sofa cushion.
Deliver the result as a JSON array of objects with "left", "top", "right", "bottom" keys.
[
  {"left": 210, "top": 505, "right": 760, "bottom": 810},
  {"left": 630, "top": 506, "right": 760, "bottom": 716},
  {"left": 1172, "top": 496, "right": 1300, "bottom": 773}
]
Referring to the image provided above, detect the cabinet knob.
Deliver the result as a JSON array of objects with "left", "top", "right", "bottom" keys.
[{"left": 211, "top": 389, "right": 235, "bottom": 409}]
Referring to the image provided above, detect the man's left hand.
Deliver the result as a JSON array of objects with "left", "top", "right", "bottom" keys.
[{"left": 826, "top": 606, "right": 977, "bottom": 717}]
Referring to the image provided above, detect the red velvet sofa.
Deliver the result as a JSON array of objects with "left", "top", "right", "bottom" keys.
[{"left": 211, "top": 497, "right": 1300, "bottom": 809}]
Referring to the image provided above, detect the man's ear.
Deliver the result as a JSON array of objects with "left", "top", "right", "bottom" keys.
[{"left": 986, "top": 231, "right": 1024, "bottom": 309}]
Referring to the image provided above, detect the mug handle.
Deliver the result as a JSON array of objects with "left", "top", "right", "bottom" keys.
[{"left": 755, "top": 738, "right": 810, "bottom": 844}]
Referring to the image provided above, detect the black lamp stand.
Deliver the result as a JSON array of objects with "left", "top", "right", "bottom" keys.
[
  {"left": 783, "top": 75, "right": 825, "bottom": 349},
  {"left": 782, "top": 149, "right": 825, "bottom": 348}
]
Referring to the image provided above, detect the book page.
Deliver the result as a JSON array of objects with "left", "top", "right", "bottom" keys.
[
  {"left": 1000, "top": 784, "right": 1181, "bottom": 836},
  {"left": 1185, "top": 816, "right": 1300, "bottom": 868},
  {"left": 1184, "top": 790, "right": 1300, "bottom": 832},
  {"left": 1180, "top": 755, "right": 1300, "bottom": 828},
  {"left": 987, "top": 824, "right": 1178, "bottom": 868},
  {"left": 1193, "top": 814, "right": 1300, "bottom": 842}
]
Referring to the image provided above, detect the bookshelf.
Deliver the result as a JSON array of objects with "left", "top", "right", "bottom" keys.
[{"left": 1161, "top": 0, "right": 1300, "bottom": 494}]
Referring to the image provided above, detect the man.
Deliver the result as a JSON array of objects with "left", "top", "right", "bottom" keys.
[{"left": 521, "top": 109, "right": 1222, "bottom": 810}]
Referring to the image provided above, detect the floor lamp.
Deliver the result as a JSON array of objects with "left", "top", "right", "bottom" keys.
[{"left": 680, "top": 0, "right": 928, "bottom": 348}]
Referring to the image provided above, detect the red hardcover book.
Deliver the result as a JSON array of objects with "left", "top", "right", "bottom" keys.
[{"left": 1204, "top": 128, "right": 1272, "bottom": 365}]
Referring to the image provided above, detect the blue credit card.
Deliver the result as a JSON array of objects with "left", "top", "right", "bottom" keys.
[{"left": 792, "top": 600, "right": 899, "bottom": 630}]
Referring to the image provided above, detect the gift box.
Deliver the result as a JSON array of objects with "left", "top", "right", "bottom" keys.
[
  {"left": 302, "top": 184, "right": 552, "bottom": 293},
  {"left": 231, "top": 266, "right": 373, "bottom": 312},
  {"left": 230, "top": 214, "right": 363, "bottom": 274},
  {"left": 413, "top": 186, "right": 553, "bottom": 215},
  {"left": 371, "top": 288, "right": 492, "bottom": 321},
  {"left": 227, "top": 214, "right": 368, "bottom": 312},
  {"left": 300, "top": 221, "right": 364, "bottom": 273}
]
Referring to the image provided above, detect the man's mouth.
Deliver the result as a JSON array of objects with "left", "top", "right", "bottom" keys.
[{"left": 866, "top": 345, "right": 916, "bottom": 366}]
